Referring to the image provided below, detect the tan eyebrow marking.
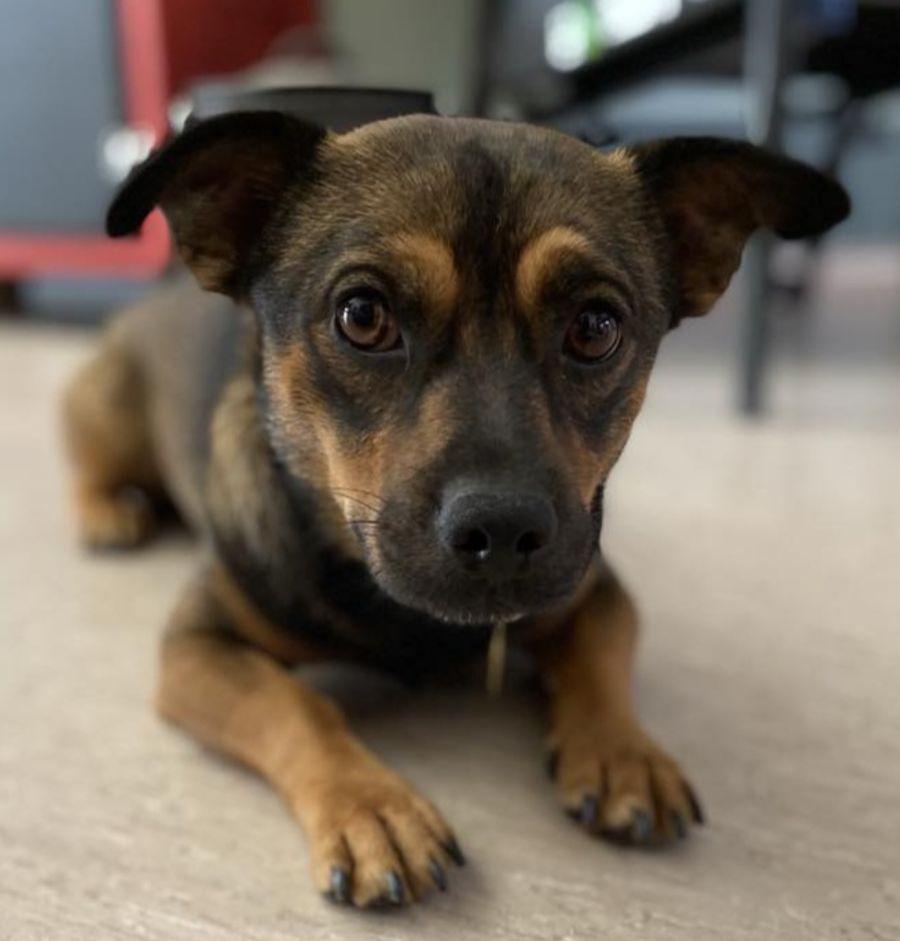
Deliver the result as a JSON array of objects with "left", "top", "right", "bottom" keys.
[
  {"left": 515, "top": 226, "right": 594, "bottom": 314},
  {"left": 389, "top": 232, "right": 460, "bottom": 318}
]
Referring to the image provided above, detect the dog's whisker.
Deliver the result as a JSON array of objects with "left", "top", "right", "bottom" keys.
[
  {"left": 328, "top": 494, "right": 384, "bottom": 517},
  {"left": 330, "top": 487, "right": 385, "bottom": 501},
  {"left": 327, "top": 487, "right": 387, "bottom": 507}
]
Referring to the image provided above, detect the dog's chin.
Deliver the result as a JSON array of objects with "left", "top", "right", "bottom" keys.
[{"left": 369, "top": 566, "right": 584, "bottom": 627}]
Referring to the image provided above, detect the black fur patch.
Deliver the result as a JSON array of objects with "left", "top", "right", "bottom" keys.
[
  {"left": 213, "top": 446, "right": 493, "bottom": 684},
  {"left": 451, "top": 142, "right": 510, "bottom": 313}
]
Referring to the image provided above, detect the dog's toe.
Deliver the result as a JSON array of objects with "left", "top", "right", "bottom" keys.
[
  {"left": 343, "top": 812, "right": 412, "bottom": 907},
  {"left": 78, "top": 488, "right": 156, "bottom": 550},
  {"left": 551, "top": 719, "right": 704, "bottom": 846},
  {"left": 326, "top": 865, "right": 352, "bottom": 905},
  {"left": 308, "top": 773, "right": 462, "bottom": 908}
]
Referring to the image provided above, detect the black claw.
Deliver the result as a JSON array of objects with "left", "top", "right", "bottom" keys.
[
  {"left": 385, "top": 870, "right": 405, "bottom": 905},
  {"left": 631, "top": 809, "right": 653, "bottom": 843},
  {"left": 545, "top": 749, "right": 559, "bottom": 779},
  {"left": 686, "top": 786, "right": 706, "bottom": 825},
  {"left": 328, "top": 866, "right": 351, "bottom": 905},
  {"left": 444, "top": 837, "right": 466, "bottom": 867},
  {"left": 428, "top": 857, "right": 448, "bottom": 891},
  {"left": 579, "top": 795, "right": 599, "bottom": 828},
  {"left": 671, "top": 811, "right": 688, "bottom": 841}
]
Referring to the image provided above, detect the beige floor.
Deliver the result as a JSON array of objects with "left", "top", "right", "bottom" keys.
[{"left": 2, "top": 252, "right": 900, "bottom": 940}]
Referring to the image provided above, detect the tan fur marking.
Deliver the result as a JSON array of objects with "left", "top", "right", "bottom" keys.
[
  {"left": 317, "top": 424, "right": 390, "bottom": 524},
  {"left": 515, "top": 226, "right": 593, "bottom": 314},
  {"left": 265, "top": 343, "right": 390, "bottom": 559},
  {"left": 570, "top": 375, "right": 653, "bottom": 506},
  {"left": 268, "top": 341, "right": 458, "bottom": 551},
  {"left": 263, "top": 344, "right": 329, "bottom": 488},
  {"left": 390, "top": 232, "right": 460, "bottom": 319}
]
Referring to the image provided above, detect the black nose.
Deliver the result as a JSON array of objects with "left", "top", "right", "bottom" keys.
[{"left": 438, "top": 490, "right": 557, "bottom": 580}]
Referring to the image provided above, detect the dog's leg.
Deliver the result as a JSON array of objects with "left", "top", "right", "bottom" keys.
[
  {"left": 533, "top": 567, "right": 703, "bottom": 844},
  {"left": 62, "top": 336, "right": 162, "bottom": 549},
  {"left": 157, "top": 569, "right": 462, "bottom": 907}
]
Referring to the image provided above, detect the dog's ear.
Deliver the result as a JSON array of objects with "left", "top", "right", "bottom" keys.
[
  {"left": 626, "top": 137, "right": 850, "bottom": 323},
  {"left": 107, "top": 111, "right": 327, "bottom": 295}
]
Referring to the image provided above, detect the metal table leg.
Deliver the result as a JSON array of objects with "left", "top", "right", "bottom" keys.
[{"left": 739, "top": 0, "right": 792, "bottom": 414}]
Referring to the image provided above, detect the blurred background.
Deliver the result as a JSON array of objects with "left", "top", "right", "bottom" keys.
[{"left": 1, "top": 0, "right": 899, "bottom": 415}]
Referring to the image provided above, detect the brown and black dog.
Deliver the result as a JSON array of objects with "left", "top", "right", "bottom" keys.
[{"left": 62, "top": 110, "right": 849, "bottom": 908}]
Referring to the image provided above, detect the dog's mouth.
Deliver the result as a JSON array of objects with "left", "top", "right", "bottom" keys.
[
  {"left": 361, "top": 533, "right": 596, "bottom": 626},
  {"left": 386, "top": 577, "right": 554, "bottom": 625}
]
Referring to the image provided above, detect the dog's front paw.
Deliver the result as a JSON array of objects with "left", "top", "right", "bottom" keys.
[
  {"left": 547, "top": 717, "right": 704, "bottom": 846},
  {"left": 298, "top": 760, "right": 464, "bottom": 908}
]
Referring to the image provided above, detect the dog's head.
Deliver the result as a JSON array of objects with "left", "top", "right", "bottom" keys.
[{"left": 110, "top": 112, "right": 848, "bottom": 623}]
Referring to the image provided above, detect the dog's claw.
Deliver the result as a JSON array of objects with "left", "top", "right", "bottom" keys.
[
  {"left": 671, "top": 811, "right": 688, "bottom": 841},
  {"left": 327, "top": 866, "right": 351, "bottom": 905},
  {"left": 428, "top": 857, "right": 448, "bottom": 891},
  {"left": 686, "top": 785, "right": 706, "bottom": 825},
  {"left": 444, "top": 837, "right": 466, "bottom": 867},
  {"left": 579, "top": 795, "right": 599, "bottom": 828},
  {"left": 545, "top": 749, "right": 559, "bottom": 779},
  {"left": 385, "top": 870, "right": 405, "bottom": 905},
  {"left": 631, "top": 809, "right": 653, "bottom": 843}
]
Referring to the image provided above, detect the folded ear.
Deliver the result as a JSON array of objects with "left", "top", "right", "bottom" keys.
[
  {"left": 107, "top": 111, "right": 327, "bottom": 295},
  {"left": 626, "top": 137, "right": 850, "bottom": 323}
]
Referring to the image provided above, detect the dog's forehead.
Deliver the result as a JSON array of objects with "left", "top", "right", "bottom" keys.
[
  {"left": 334, "top": 114, "right": 620, "bottom": 170},
  {"left": 271, "top": 115, "right": 658, "bottom": 313},
  {"left": 311, "top": 115, "right": 646, "bottom": 245}
]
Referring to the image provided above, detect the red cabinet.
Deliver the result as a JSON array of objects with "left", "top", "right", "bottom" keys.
[{"left": 0, "top": 0, "right": 319, "bottom": 279}]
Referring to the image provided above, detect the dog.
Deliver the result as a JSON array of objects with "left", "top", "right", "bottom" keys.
[{"left": 62, "top": 109, "right": 849, "bottom": 908}]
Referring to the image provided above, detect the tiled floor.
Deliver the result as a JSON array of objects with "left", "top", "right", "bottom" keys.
[{"left": 1, "top": 248, "right": 899, "bottom": 940}]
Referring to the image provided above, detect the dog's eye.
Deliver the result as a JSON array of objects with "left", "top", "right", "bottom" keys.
[
  {"left": 335, "top": 293, "right": 401, "bottom": 352},
  {"left": 564, "top": 307, "right": 621, "bottom": 363}
]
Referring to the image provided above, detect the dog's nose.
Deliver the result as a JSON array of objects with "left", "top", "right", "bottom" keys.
[{"left": 438, "top": 490, "right": 557, "bottom": 580}]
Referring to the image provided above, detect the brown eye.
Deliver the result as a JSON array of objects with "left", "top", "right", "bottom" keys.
[
  {"left": 335, "top": 293, "right": 400, "bottom": 352},
  {"left": 564, "top": 307, "right": 621, "bottom": 363}
]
